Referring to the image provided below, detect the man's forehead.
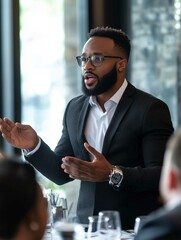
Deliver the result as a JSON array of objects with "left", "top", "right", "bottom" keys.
[{"left": 82, "top": 36, "right": 115, "bottom": 54}]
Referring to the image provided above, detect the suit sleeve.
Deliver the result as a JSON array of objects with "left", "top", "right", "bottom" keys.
[{"left": 119, "top": 99, "right": 174, "bottom": 192}]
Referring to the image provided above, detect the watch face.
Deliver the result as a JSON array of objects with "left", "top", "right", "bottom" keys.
[{"left": 112, "top": 173, "right": 122, "bottom": 184}]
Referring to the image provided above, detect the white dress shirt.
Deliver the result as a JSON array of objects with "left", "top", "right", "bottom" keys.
[{"left": 84, "top": 79, "right": 128, "bottom": 159}]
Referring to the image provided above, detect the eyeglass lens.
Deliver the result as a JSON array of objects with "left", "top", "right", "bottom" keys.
[{"left": 77, "top": 55, "right": 104, "bottom": 67}]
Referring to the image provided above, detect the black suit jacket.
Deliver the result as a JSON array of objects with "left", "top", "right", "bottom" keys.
[
  {"left": 134, "top": 203, "right": 181, "bottom": 240},
  {"left": 26, "top": 82, "right": 173, "bottom": 229}
]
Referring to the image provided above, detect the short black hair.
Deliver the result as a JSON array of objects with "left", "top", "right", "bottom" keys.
[
  {"left": 89, "top": 26, "right": 131, "bottom": 60},
  {"left": 0, "top": 157, "right": 38, "bottom": 238}
]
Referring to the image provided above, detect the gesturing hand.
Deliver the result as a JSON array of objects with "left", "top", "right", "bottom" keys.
[
  {"left": 0, "top": 117, "right": 39, "bottom": 150},
  {"left": 61, "top": 142, "right": 112, "bottom": 182}
]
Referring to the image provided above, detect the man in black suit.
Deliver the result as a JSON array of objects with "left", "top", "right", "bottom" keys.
[
  {"left": 0, "top": 27, "right": 173, "bottom": 229},
  {"left": 134, "top": 128, "right": 181, "bottom": 240}
]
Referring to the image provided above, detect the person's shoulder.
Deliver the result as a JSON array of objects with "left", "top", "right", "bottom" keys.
[
  {"left": 65, "top": 95, "right": 89, "bottom": 113},
  {"left": 71, "top": 94, "right": 88, "bottom": 102},
  {"left": 68, "top": 95, "right": 89, "bottom": 105},
  {"left": 144, "top": 204, "right": 181, "bottom": 226},
  {"left": 135, "top": 205, "right": 181, "bottom": 240}
]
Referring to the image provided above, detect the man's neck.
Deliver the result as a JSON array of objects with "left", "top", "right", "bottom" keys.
[{"left": 95, "top": 79, "right": 127, "bottom": 111}]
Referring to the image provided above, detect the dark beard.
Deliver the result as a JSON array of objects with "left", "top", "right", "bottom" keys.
[{"left": 81, "top": 65, "right": 117, "bottom": 96}]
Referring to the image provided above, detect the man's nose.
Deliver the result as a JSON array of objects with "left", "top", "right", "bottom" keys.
[{"left": 84, "top": 58, "right": 94, "bottom": 70}]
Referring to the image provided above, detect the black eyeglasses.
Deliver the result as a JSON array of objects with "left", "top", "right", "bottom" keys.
[{"left": 76, "top": 54, "right": 123, "bottom": 67}]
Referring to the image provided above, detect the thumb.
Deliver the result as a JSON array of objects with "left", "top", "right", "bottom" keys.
[
  {"left": 84, "top": 142, "right": 100, "bottom": 159},
  {"left": 15, "top": 122, "right": 29, "bottom": 130}
]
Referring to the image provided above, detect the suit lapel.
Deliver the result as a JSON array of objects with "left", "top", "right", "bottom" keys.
[
  {"left": 77, "top": 97, "right": 91, "bottom": 161},
  {"left": 76, "top": 98, "right": 96, "bottom": 221},
  {"left": 102, "top": 83, "right": 136, "bottom": 155}
]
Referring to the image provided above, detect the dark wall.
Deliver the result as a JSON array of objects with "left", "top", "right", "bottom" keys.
[
  {"left": 88, "top": 0, "right": 131, "bottom": 36},
  {"left": 88, "top": 0, "right": 131, "bottom": 80},
  {"left": 0, "top": 0, "right": 3, "bottom": 150}
]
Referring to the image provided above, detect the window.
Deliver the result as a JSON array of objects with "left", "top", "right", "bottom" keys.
[
  {"left": 19, "top": 0, "right": 88, "bottom": 215},
  {"left": 131, "top": 0, "right": 181, "bottom": 128}
]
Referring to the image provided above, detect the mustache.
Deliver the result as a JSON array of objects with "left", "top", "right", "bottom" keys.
[{"left": 83, "top": 71, "right": 99, "bottom": 79}]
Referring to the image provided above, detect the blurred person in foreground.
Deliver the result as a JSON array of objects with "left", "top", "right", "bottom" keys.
[
  {"left": 0, "top": 157, "right": 47, "bottom": 240},
  {"left": 135, "top": 128, "right": 181, "bottom": 240},
  {"left": 0, "top": 26, "right": 174, "bottom": 229}
]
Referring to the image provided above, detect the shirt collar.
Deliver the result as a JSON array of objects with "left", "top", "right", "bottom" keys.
[
  {"left": 165, "top": 196, "right": 181, "bottom": 211},
  {"left": 89, "top": 79, "right": 128, "bottom": 107}
]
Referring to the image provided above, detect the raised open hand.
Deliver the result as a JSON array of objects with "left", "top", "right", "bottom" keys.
[
  {"left": 61, "top": 142, "right": 112, "bottom": 182},
  {"left": 0, "top": 117, "right": 39, "bottom": 150}
]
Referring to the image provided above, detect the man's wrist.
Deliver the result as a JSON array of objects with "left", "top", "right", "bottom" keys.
[{"left": 29, "top": 136, "right": 40, "bottom": 151}]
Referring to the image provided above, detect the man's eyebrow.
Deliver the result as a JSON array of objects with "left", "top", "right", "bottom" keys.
[{"left": 81, "top": 52, "right": 103, "bottom": 56}]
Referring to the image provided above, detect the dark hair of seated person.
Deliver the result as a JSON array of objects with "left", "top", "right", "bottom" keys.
[{"left": 0, "top": 156, "right": 47, "bottom": 240}]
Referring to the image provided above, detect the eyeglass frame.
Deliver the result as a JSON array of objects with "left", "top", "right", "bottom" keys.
[{"left": 76, "top": 54, "right": 124, "bottom": 67}]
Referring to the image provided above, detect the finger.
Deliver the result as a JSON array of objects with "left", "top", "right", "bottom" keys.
[
  {"left": 62, "top": 162, "right": 78, "bottom": 179},
  {"left": 1, "top": 131, "right": 15, "bottom": 145},
  {"left": 62, "top": 157, "right": 71, "bottom": 166},
  {"left": 62, "top": 158, "right": 82, "bottom": 172},
  {"left": 62, "top": 158, "right": 95, "bottom": 181},
  {"left": 62, "top": 156, "right": 84, "bottom": 166},
  {"left": 3, "top": 117, "right": 15, "bottom": 128},
  {"left": 1, "top": 118, "right": 16, "bottom": 133},
  {"left": 0, "top": 124, "right": 13, "bottom": 135},
  {"left": 2, "top": 137, "right": 14, "bottom": 146},
  {"left": 62, "top": 157, "right": 92, "bottom": 176},
  {"left": 0, "top": 120, "right": 8, "bottom": 130},
  {"left": 84, "top": 142, "right": 100, "bottom": 159},
  {"left": 9, "top": 124, "right": 22, "bottom": 135},
  {"left": 15, "top": 122, "right": 29, "bottom": 130}
]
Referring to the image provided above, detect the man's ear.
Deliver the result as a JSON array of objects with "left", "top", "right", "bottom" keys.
[
  {"left": 169, "top": 169, "right": 178, "bottom": 189},
  {"left": 118, "top": 59, "right": 127, "bottom": 72},
  {"left": 25, "top": 210, "right": 40, "bottom": 232}
]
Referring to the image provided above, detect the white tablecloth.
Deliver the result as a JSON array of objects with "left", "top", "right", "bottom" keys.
[{"left": 42, "top": 229, "right": 135, "bottom": 240}]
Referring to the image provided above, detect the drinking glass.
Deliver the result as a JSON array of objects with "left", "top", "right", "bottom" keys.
[
  {"left": 87, "top": 216, "right": 100, "bottom": 239},
  {"left": 98, "top": 210, "right": 121, "bottom": 240},
  {"left": 54, "top": 222, "right": 85, "bottom": 240},
  {"left": 134, "top": 216, "right": 146, "bottom": 234},
  {"left": 50, "top": 197, "right": 68, "bottom": 227}
]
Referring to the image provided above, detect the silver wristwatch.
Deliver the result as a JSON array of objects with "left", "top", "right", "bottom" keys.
[{"left": 109, "top": 166, "right": 123, "bottom": 188}]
